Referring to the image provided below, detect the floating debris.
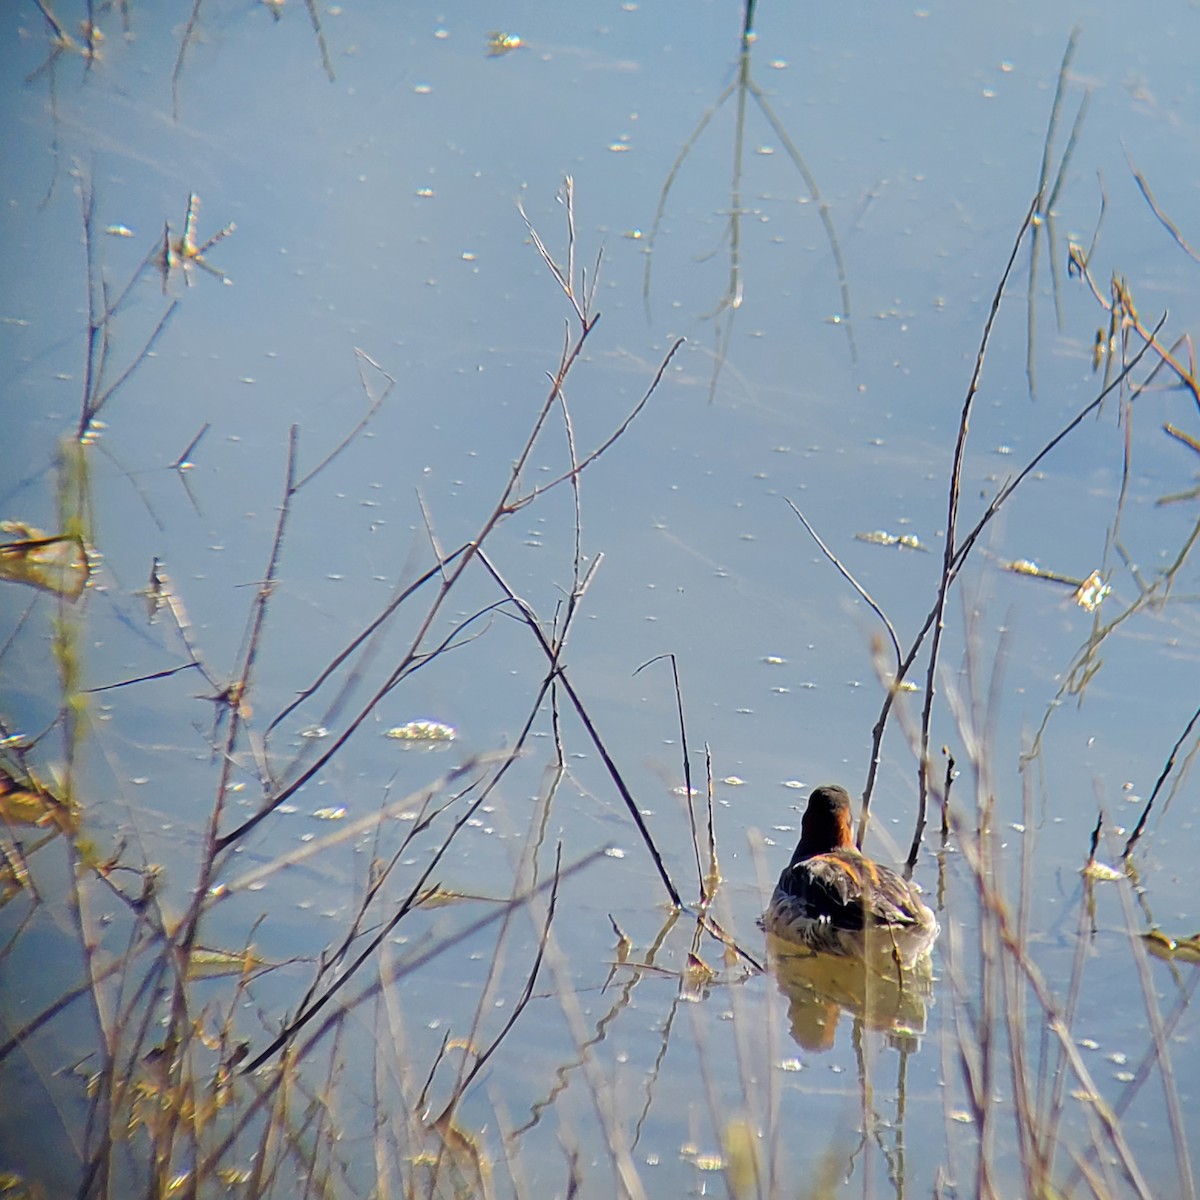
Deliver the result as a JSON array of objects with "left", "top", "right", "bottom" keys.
[
  {"left": 416, "top": 887, "right": 475, "bottom": 908},
  {"left": 311, "top": 806, "right": 346, "bottom": 821},
  {"left": 1142, "top": 929, "right": 1200, "bottom": 963},
  {"left": 1007, "top": 559, "right": 1043, "bottom": 577},
  {"left": 298, "top": 725, "right": 329, "bottom": 739},
  {"left": 383, "top": 720, "right": 457, "bottom": 744},
  {"left": 103, "top": 224, "right": 135, "bottom": 237},
  {"left": 0, "top": 767, "right": 70, "bottom": 830},
  {"left": 132, "top": 557, "right": 172, "bottom": 623},
  {"left": 1004, "top": 560, "right": 1111, "bottom": 612},
  {"left": 187, "top": 945, "right": 267, "bottom": 980},
  {"left": 159, "top": 193, "right": 235, "bottom": 290},
  {"left": 609, "top": 916, "right": 633, "bottom": 962},
  {"left": 1073, "top": 570, "right": 1110, "bottom": 612},
  {"left": 1082, "top": 859, "right": 1123, "bottom": 882},
  {"left": 486, "top": 31, "right": 523, "bottom": 56},
  {"left": 855, "top": 530, "right": 929, "bottom": 552},
  {"left": 0, "top": 523, "right": 89, "bottom": 600}
]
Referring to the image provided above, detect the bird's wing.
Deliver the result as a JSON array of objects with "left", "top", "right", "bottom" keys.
[
  {"left": 776, "top": 853, "right": 869, "bottom": 930},
  {"left": 778, "top": 853, "right": 925, "bottom": 929}
]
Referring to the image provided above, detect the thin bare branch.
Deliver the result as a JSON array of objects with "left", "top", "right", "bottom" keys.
[{"left": 785, "top": 498, "right": 901, "bottom": 673}]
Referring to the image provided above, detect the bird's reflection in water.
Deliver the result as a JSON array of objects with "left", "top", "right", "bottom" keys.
[
  {"left": 768, "top": 932, "right": 934, "bottom": 1054},
  {"left": 768, "top": 935, "right": 933, "bottom": 1199}
]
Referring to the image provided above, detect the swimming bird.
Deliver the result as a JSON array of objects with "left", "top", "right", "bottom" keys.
[{"left": 764, "top": 784, "right": 939, "bottom": 963}]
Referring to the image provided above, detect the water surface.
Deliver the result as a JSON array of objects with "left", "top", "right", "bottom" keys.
[{"left": 2, "top": 2, "right": 1198, "bottom": 1196}]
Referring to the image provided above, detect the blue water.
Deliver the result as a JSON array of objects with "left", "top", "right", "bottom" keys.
[{"left": 2, "top": 1, "right": 1198, "bottom": 1195}]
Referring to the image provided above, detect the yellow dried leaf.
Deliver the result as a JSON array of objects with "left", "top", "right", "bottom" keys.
[
  {"left": 1081, "top": 860, "right": 1122, "bottom": 882},
  {"left": 1141, "top": 930, "right": 1177, "bottom": 961},
  {"left": 186, "top": 946, "right": 264, "bottom": 980},
  {"left": 0, "top": 524, "right": 89, "bottom": 600},
  {"left": 0, "top": 767, "right": 74, "bottom": 833},
  {"left": 1142, "top": 929, "right": 1200, "bottom": 963},
  {"left": 1173, "top": 935, "right": 1200, "bottom": 964},
  {"left": 0, "top": 786, "right": 54, "bottom": 827},
  {"left": 415, "top": 887, "right": 470, "bottom": 908}
]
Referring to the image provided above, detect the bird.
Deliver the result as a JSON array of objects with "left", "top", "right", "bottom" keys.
[{"left": 763, "top": 784, "right": 939, "bottom": 964}]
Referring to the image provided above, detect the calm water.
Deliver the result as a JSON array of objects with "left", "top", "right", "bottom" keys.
[{"left": 2, "top": 1, "right": 1198, "bottom": 1196}]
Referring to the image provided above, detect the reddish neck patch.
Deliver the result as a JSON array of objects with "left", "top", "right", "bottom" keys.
[{"left": 793, "top": 786, "right": 856, "bottom": 859}]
